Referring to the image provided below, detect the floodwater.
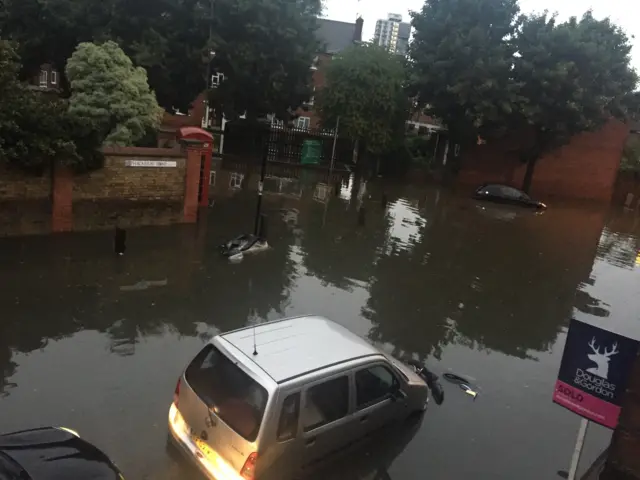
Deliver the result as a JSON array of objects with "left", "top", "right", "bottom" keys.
[{"left": 1, "top": 170, "right": 640, "bottom": 479}]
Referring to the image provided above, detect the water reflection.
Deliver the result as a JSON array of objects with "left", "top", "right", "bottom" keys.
[{"left": 1, "top": 167, "right": 640, "bottom": 479}]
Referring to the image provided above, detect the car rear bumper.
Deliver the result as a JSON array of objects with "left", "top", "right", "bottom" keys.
[{"left": 167, "top": 403, "right": 243, "bottom": 480}]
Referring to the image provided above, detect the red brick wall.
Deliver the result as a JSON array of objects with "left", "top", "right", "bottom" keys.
[
  {"left": 456, "top": 120, "right": 630, "bottom": 201},
  {"left": 601, "top": 351, "right": 640, "bottom": 479}
]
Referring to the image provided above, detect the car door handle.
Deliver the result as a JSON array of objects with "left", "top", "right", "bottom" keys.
[
  {"left": 359, "top": 415, "right": 369, "bottom": 423},
  {"left": 305, "top": 438, "right": 316, "bottom": 447}
]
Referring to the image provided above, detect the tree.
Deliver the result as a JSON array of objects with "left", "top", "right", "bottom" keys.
[
  {"left": 1, "top": 0, "right": 321, "bottom": 116},
  {"left": 512, "top": 12, "right": 638, "bottom": 191},
  {"left": 207, "top": 0, "right": 321, "bottom": 121},
  {"left": 410, "top": 2, "right": 638, "bottom": 192},
  {"left": 66, "top": 41, "right": 162, "bottom": 146},
  {"left": 317, "top": 44, "right": 410, "bottom": 165},
  {"left": 0, "top": 40, "right": 103, "bottom": 173},
  {"left": 409, "top": 0, "right": 522, "bottom": 142}
]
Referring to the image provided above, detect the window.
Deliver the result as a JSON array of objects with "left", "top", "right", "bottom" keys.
[
  {"left": 302, "top": 376, "right": 349, "bottom": 432},
  {"left": 355, "top": 365, "right": 397, "bottom": 409},
  {"left": 499, "top": 185, "right": 527, "bottom": 200},
  {"left": 229, "top": 172, "right": 244, "bottom": 189},
  {"left": 51, "top": 71, "right": 58, "bottom": 85},
  {"left": 296, "top": 116, "right": 310, "bottom": 130},
  {"left": 211, "top": 73, "right": 225, "bottom": 87},
  {"left": 185, "top": 345, "right": 268, "bottom": 442},
  {"left": 39, "top": 70, "right": 47, "bottom": 87},
  {"left": 307, "top": 87, "right": 315, "bottom": 106},
  {"left": 277, "top": 393, "right": 300, "bottom": 441},
  {"left": 209, "top": 170, "right": 216, "bottom": 186}
]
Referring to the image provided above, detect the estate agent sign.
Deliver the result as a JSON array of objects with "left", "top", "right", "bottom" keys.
[{"left": 553, "top": 319, "right": 639, "bottom": 428}]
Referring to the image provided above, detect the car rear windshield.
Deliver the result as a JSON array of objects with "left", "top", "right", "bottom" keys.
[{"left": 185, "top": 344, "right": 268, "bottom": 442}]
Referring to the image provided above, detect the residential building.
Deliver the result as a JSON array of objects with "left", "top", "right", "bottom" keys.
[
  {"left": 373, "top": 13, "right": 411, "bottom": 55},
  {"left": 29, "top": 64, "right": 62, "bottom": 93},
  {"left": 293, "top": 17, "right": 364, "bottom": 130},
  {"left": 164, "top": 17, "right": 364, "bottom": 142}
]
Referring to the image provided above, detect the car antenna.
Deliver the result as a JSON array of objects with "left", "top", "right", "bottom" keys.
[{"left": 252, "top": 325, "right": 258, "bottom": 356}]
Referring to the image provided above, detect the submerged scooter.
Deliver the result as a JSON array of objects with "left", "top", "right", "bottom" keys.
[{"left": 219, "top": 233, "right": 268, "bottom": 259}]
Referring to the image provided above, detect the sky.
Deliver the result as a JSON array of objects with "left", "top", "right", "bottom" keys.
[{"left": 324, "top": 0, "right": 640, "bottom": 74}]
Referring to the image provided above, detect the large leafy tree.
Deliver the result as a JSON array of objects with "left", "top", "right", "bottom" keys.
[
  {"left": 0, "top": 40, "right": 103, "bottom": 173},
  {"left": 66, "top": 41, "right": 162, "bottom": 146},
  {"left": 207, "top": 0, "right": 321, "bottom": 121},
  {"left": 409, "top": 0, "right": 522, "bottom": 142},
  {"left": 317, "top": 44, "right": 410, "bottom": 164},
  {"left": 410, "top": 1, "right": 638, "bottom": 192},
  {"left": 1, "top": 0, "right": 321, "bottom": 116},
  {"left": 512, "top": 12, "right": 638, "bottom": 190}
]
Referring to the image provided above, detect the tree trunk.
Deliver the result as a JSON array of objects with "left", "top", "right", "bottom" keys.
[{"left": 521, "top": 155, "right": 538, "bottom": 193}]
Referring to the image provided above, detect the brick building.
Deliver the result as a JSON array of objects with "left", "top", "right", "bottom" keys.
[
  {"left": 28, "top": 64, "right": 62, "bottom": 93},
  {"left": 292, "top": 17, "right": 364, "bottom": 130},
  {"left": 163, "top": 17, "right": 364, "bottom": 136}
]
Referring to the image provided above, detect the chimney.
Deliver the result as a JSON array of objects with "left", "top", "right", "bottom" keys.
[{"left": 353, "top": 17, "right": 363, "bottom": 43}]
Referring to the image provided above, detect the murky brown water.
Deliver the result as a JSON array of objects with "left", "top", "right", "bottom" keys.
[{"left": 1, "top": 170, "right": 640, "bottom": 479}]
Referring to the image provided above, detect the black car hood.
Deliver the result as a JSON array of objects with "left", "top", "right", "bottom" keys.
[{"left": 0, "top": 428, "right": 121, "bottom": 480}]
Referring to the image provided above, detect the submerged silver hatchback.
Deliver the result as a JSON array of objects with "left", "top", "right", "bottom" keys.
[{"left": 167, "top": 315, "right": 429, "bottom": 480}]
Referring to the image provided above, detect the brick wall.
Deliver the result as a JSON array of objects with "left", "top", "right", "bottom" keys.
[
  {"left": 0, "top": 145, "right": 206, "bottom": 236},
  {"left": 0, "top": 164, "right": 51, "bottom": 201},
  {"left": 601, "top": 351, "right": 640, "bottom": 479},
  {"left": 456, "top": 120, "right": 630, "bottom": 201},
  {"left": 73, "top": 147, "right": 186, "bottom": 201}
]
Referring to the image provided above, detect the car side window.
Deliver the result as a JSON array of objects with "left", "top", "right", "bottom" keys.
[
  {"left": 277, "top": 393, "right": 300, "bottom": 442},
  {"left": 302, "top": 376, "right": 349, "bottom": 432},
  {"left": 485, "top": 185, "right": 500, "bottom": 195},
  {"left": 355, "top": 365, "right": 398, "bottom": 409}
]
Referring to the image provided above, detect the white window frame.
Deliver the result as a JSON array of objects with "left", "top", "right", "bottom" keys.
[
  {"left": 296, "top": 116, "right": 311, "bottom": 130},
  {"left": 39, "top": 70, "right": 47, "bottom": 87},
  {"left": 51, "top": 71, "right": 57, "bottom": 85},
  {"left": 211, "top": 73, "right": 225, "bottom": 87},
  {"left": 229, "top": 172, "right": 244, "bottom": 189}
]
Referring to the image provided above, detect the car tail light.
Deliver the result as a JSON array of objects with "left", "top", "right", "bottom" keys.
[
  {"left": 240, "top": 452, "right": 258, "bottom": 480},
  {"left": 174, "top": 378, "right": 181, "bottom": 407}
]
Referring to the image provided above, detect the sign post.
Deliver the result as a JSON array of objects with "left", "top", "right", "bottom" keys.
[
  {"left": 553, "top": 319, "right": 639, "bottom": 478},
  {"left": 567, "top": 418, "right": 589, "bottom": 480}
]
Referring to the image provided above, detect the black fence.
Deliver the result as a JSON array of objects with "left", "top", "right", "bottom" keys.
[{"left": 223, "top": 121, "right": 353, "bottom": 170}]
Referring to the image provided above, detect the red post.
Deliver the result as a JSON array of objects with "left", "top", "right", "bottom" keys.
[
  {"left": 52, "top": 164, "right": 73, "bottom": 232},
  {"left": 183, "top": 146, "right": 201, "bottom": 223},
  {"left": 199, "top": 150, "right": 213, "bottom": 207}
]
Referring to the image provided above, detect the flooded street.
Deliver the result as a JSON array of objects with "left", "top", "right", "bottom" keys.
[{"left": 1, "top": 174, "right": 640, "bottom": 479}]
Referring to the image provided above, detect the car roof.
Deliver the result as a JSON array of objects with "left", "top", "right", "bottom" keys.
[{"left": 220, "top": 316, "right": 382, "bottom": 383}]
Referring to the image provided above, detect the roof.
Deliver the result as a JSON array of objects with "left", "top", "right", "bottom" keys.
[
  {"left": 316, "top": 19, "right": 357, "bottom": 54},
  {"left": 221, "top": 316, "right": 380, "bottom": 383}
]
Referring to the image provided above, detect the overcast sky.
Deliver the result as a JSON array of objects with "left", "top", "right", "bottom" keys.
[{"left": 324, "top": 0, "right": 640, "bottom": 74}]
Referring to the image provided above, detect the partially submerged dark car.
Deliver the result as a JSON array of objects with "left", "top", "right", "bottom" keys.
[
  {"left": 0, "top": 427, "right": 124, "bottom": 479},
  {"left": 473, "top": 184, "right": 546, "bottom": 210}
]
